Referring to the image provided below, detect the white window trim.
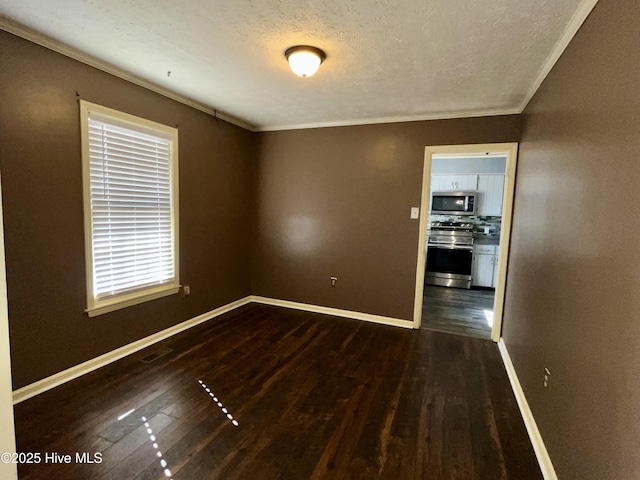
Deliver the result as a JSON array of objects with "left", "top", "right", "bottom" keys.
[{"left": 80, "top": 100, "right": 180, "bottom": 317}]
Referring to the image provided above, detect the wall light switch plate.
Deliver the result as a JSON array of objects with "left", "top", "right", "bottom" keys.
[{"left": 410, "top": 207, "right": 420, "bottom": 219}]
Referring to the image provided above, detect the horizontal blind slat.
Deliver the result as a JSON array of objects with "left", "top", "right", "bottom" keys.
[
  {"left": 94, "top": 243, "right": 171, "bottom": 251},
  {"left": 88, "top": 136, "right": 170, "bottom": 157},
  {"left": 94, "top": 257, "right": 174, "bottom": 275},
  {"left": 89, "top": 121, "right": 171, "bottom": 148},
  {"left": 96, "top": 270, "right": 174, "bottom": 285},
  {"left": 96, "top": 277, "right": 175, "bottom": 296},
  {"left": 89, "top": 146, "right": 171, "bottom": 167},
  {"left": 90, "top": 182, "right": 171, "bottom": 194},
  {"left": 90, "top": 194, "right": 171, "bottom": 204},
  {"left": 89, "top": 123, "right": 172, "bottom": 146},
  {"left": 89, "top": 160, "right": 171, "bottom": 177},
  {"left": 89, "top": 144, "right": 170, "bottom": 165}
]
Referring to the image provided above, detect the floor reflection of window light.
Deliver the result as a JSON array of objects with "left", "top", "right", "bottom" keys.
[
  {"left": 117, "top": 409, "right": 135, "bottom": 421},
  {"left": 142, "top": 416, "right": 172, "bottom": 478},
  {"left": 198, "top": 380, "right": 239, "bottom": 427},
  {"left": 484, "top": 309, "right": 494, "bottom": 328}
]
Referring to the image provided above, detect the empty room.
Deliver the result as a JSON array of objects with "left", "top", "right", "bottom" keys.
[{"left": 0, "top": 0, "right": 639, "bottom": 478}]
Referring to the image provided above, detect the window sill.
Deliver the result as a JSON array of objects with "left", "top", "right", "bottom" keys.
[{"left": 86, "top": 285, "right": 181, "bottom": 318}]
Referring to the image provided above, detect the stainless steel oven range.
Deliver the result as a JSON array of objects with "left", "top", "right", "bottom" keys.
[{"left": 425, "top": 221, "right": 474, "bottom": 289}]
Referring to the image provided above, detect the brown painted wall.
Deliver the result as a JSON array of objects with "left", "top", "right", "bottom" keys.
[
  {"left": 253, "top": 117, "right": 520, "bottom": 320},
  {"left": 503, "top": 0, "right": 640, "bottom": 478},
  {"left": 0, "top": 31, "right": 256, "bottom": 389}
]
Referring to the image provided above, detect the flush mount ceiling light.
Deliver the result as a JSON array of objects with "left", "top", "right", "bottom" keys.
[{"left": 285, "top": 46, "right": 326, "bottom": 77}]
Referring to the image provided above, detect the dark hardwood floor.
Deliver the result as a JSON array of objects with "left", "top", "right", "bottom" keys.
[
  {"left": 14, "top": 303, "right": 541, "bottom": 479},
  {"left": 422, "top": 285, "right": 495, "bottom": 339}
]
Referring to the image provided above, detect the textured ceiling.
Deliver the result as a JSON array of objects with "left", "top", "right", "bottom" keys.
[{"left": 0, "top": 0, "right": 591, "bottom": 130}]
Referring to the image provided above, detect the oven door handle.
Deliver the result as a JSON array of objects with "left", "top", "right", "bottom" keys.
[{"left": 428, "top": 244, "right": 474, "bottom": 251}]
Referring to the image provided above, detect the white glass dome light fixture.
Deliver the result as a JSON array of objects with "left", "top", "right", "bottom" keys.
[{"left": 285, "top": 46, "right": 326, "bottom": 77}]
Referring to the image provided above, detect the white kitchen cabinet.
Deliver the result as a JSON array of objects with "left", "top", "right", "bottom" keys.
[
  {"left": 476, "top": 174, "right": 505, "bottom": 216},
  {"left": 431, "top": 174, "right": 478, "bottom": 192},
  {"left": 472, "top": 245, "right": 501, "bottom": 288},
  {"left": 472, "top": 252, "right": 494, "bottom": 287}
]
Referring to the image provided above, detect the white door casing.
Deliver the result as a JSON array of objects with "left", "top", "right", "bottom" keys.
[
  {"left": 413, "top": 143, "right": 518, "bottom": 342},
  {"left": 0, "top": 174, "right": 18, "bottom": 479}
]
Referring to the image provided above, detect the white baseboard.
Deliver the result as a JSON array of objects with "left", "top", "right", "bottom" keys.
[
  {"left": 498, "top": 339, "right": 557, "bottom": 480},
  {"left": 12, "top": 296, "right": 252, "bottom": 404},
  {"left": 250, "top": 295, "right": 415, "bottom": 329},
  {"left": 13, "top": 295, "right": 413, "bottom": 404}
]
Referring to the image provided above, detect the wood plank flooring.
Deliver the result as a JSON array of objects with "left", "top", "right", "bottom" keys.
[
  {"left": 422, "top": 285, "right": 495, "bottom": 339},
  {"left": 14, "top": 303, "right": 541, "bottom": 479}
]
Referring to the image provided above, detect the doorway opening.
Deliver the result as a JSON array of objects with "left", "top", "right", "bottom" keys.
[{"left": 413, "top": 143, "right": 518, "bottom": 342}]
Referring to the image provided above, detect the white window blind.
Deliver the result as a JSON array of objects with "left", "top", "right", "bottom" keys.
[{"left": 81, "top": 101, "right": 179, "bottom": 316}]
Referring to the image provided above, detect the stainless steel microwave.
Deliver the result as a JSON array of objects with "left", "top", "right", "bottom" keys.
[{"left": 431, "top": 191, "right": 477, "bottom": 216}]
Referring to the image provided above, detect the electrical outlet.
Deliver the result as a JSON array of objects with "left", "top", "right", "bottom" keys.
[
  {"left": 183, "top": 285, "right": 191, "bottom": 296},
  {"left": 330, "top": 277, "right": 337, "bottom": 287},
  {"left": 544, "top": 367, "right": 551, "bottom": 388}
]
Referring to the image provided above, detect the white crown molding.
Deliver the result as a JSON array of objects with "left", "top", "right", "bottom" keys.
[
  {"left": 518, "top": 0, "right": 600, "bottom": 112},
  {"left": 1, "top": 18, "right": 517, "bottom": 132},
  {"left": 0, "top": 16, "right": 256, "bottom": 132},
  {"left": 498, "top": 339, "right": 558, "bottom": 480},
  {"left": 1, "top": 0, "right": 599, "bottom": 134},
  {"left": 255, "top": 108, "right": 523, "bottom": 132},
  {"left": 12, "top": 296, "right": 252, "bottom": 404}
]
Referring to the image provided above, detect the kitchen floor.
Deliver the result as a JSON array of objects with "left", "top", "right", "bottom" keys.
[{"left": 422, "top": 285, "right": 495, "bottom": 339}]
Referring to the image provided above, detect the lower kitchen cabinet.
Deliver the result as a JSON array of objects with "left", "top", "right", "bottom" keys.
[{"left": 472, "top": 244, "right": 500, "bottom": 288}]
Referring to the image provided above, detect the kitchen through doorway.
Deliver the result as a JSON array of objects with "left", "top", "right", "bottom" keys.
[{"left": 413, "top": 143, "right": 518, "bottom": 342}]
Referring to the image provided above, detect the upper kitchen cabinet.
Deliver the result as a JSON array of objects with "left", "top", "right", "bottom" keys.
[
  {"left": 431, "top": 174, "right": 478, "bottom": 192},
  {"left": 476, "top": 174, "right": 505, "bottom": 216}
]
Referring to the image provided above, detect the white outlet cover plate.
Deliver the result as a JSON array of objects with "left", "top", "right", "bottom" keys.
[{"left": 410, "top": 207, "right": 420, "bottom": 219}]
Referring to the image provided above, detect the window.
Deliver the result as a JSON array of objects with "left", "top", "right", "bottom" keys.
[{"left": 80, "top": 101, "right": 179, "bottom": 317}]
